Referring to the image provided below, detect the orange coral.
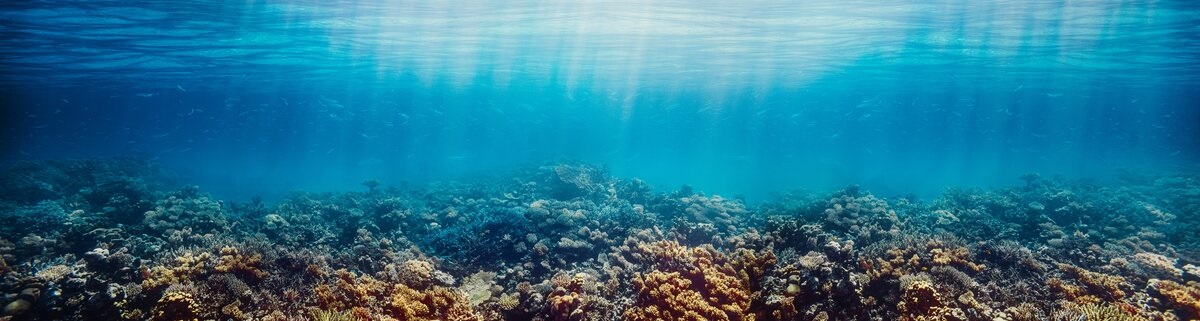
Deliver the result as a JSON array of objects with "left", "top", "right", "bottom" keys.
[
  {"left": 389, "top": 286, "right": 479, "bottom": 321},
  {"left": 1150, "top": 280, "right": 1200, "bottom": 318},
  {"left": 140, "top": 251, "right": 212, "bottom": 291},
  {"left": 927, "top": 240, "right": 984, "bottom": 272},
  {"left": 897, "top": 278, "right": 965, "bottom": 321},
  {"left": 548, "top": 273, "right": 589, "bottom": 321},
  {"left": 863, "top": 240, "right": 983, "bottom": 281},
  {"left": 317, "top": 269, "right": 480, "bottom": 321},
  {"left": 152, "top": 290, "right": 200, "bottom": 321},
  {"left": 622, "top": 241, "right": 759, "bottom": 321},
  {"left": 1048, "top": 278, "right": 1101, "bottom": 305},
  {"left": 214, "top": 246, "right": 268, "bottom": 280},
  {"left": 1058, "top": 264, "right": 1127, "bottom": 300}
]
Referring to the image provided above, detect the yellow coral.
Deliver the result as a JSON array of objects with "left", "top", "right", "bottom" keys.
[
  {"left": 1055, "top": 302, "right": 1144, "bottom": 321},
  {"left": 1058, "top": 264, "right": 1127, "bottom": 300},
  {"left": 317, "top": 269, "right": 480, "bottom": 321},
  {"left": 1150, "top": 280, "right": 1200, "bottom": 318},
  {"left": 622, "top": 241, "right": 761, "bottom": 321},
  {"left": 897, "top": 278, "right": 965, "bottom": 321},
  {"left": 152, "top": 291, "right": 200, "bottom": 321},
  {"left": 625, "top": 271, "right": 733, "bottom": 321},
  {"left": 214, "top": 246, "right": 268, "bottom": 280},
  {"left": 141, "top": 251, "right": 212, "bottom": 291},
  {"left": 390, "top": 286, "right": 479, "bottom": 321},
  {"left": 927, "top": 240, "right": 984, "bottom": 272},
  {"left": 498, "top": 293, "right": 520, "bottom": 311},
  {"left": 548, "top": 273, "right": 592, "bottom": 320},
  {"left": 1048, "top": 278, "right": 1101, "bottom": 305},
  {"left": 398, "top": 259, "right": 436, "bottom": 287}
]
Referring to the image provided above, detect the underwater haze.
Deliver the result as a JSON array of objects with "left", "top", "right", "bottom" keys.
[
  {"left": 3, "top": 0, "right": 1198, "bottom": 201},
  {"left": 5, "top": 1, "right": 1200, "bottom": 321}
]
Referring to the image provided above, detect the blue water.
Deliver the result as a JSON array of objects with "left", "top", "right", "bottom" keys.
[{"left": 2, "top": 0, "right": 1198, "bottom": 202}]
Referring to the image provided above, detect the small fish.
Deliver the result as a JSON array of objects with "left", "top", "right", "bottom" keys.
[
  {"left": 61, "top": 99, "right": 70, "bottom": 103},
  {"left": 136, "top": 93, "right": 157, "bottom": 97},
  {"left": 1046, "top": 93, "right": 1063, "bottom": 98},
  {"left": 1013, "top": 85, "right": 1023, "bottom": 92},
  {"left": 176, "top": 85, "right": 187, "bottom": 92}
]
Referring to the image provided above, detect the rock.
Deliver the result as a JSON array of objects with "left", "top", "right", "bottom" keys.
[{"left": 3, "top": 298, "right": 31, "bottom": 316}]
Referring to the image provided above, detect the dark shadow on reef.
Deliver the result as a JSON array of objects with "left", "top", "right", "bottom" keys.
[{"left": 0, "top": 158, "right": 1198, "bottom": 320}]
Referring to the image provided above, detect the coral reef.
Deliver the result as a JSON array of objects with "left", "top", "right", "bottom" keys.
[{"left": 0, "top": 158, "right": 1198, "bottom": 321}]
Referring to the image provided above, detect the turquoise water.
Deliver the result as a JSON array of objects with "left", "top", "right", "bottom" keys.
[
  {"left": 4, "top": 1, "right": 1200, "bottom": 320},
  {"left": 2, "top": 0, "right": 1198, "bottom": 201}
]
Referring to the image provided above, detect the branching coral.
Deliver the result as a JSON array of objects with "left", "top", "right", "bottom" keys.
[
  {"left": 897, "top": 275, "right": 965, "bottom": 321},
  {"left": 390, "top": 285, "right": 480, "bottom": 321},
  {"left": 861, "top": 237, "right": 984, "bottom": 282},
  {"left": 1150, "top": 280, "right": 1200, "bottom": 318},
  {"left": 315, "top": 269, "right": 481, "bottom": 321},
  {"left": 547, "top": 273, "right": 589, "bottom": 321},
  {"left": 214, "top": 246, "right": 268, "bottom": 280},
  {"left": 1057, "top": 264, "right": 1129, "bottom": 301},
  {"left": 1052, "top": 302, "right": 1143, "bottom": 321},
  {"left": 6, "top": 159, "right": 1200, "bottom": 321},
  {"left": 141, "top": 251, "right": 213, "bottom": 291},
  {"left": 622, "top": 241, "right": 763, "bottom": 321},
  {"left": 152, "top": 290, "right": 200, "bottom": 321}
]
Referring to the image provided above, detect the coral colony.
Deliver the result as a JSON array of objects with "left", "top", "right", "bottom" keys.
[{"left": 0, "top": 158, "right": 1198, "bottom": 321}]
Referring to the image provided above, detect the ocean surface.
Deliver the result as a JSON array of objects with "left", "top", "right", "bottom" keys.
[{"left": 3, "top": 0, "right": 1197, "bottom": 202}]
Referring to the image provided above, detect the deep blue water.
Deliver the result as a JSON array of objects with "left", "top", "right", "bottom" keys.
[{"left": 2, "top": 0, "right": 1198, "bottom": 202}]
